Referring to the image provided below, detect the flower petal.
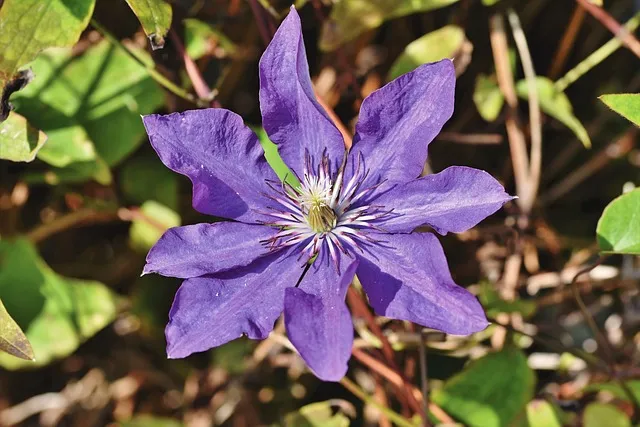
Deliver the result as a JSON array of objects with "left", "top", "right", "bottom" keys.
[
  {"left": 349, "top": 60, "right": 455, "bottom": 184},
  {"left": 357, "top": 233, "right": 488, "bottom": 335},
  {"left": 375, "top": 166, "right": 513, "bottom": 234},
  {"left": 143, "top": 109, "right": 276, "bottom": 223},
  {"left": 144, "top": 222, "right": 275, "bottom": 279},
  {"left": 165, "top": 251, "right": 304, "bottom": 358},
  {"left": 284, "top": 252, "right": 357, "bottom": 381},
  {"left": 259, "top": 7, "right": 345, "bottom": 176}
]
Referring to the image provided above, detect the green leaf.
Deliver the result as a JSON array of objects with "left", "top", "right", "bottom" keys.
[
  {"left": 0, "top": 0, "right": 95, "bottom": 80},
  {"left": 388, "top": 26, "right": 464, "bottom": 80},
  {"left": 432, "top": 347, "right": 535, "bottom": 427},
  {"left": 482, "top": 0, "right": 501, "bottom": 5},
  {"left": 284, "top": 401, "right": 353, "bottom": 427},
  {"left": 129, "top": 201, "right": 180, "bottom": 252},
  {"left": 125, "top": 0, "right": 173, "bottom": 50},
  {"left": 473, "top": 74, "right": 504, "bottom": 122},
  {"left": 478, "top": 282, "right": 536, "bottom": 319},
  {"left": 119, "top": 416, "right": 183, "bottom": 427},
  {"left": 0, "top": 112, "right": 47, "bottom": 162},
  {"left": 585, "top": 381, "right": 640, "bottom": 403},
  {"left": 583, "top": 403, "right": 630, "bottom": 427},
  {"left": 183, "top": 19, "right": 237, "bottom": 60},
  {"left": 13, "top": 41, "right": 164, "bottom": 183},
  {"left": 599, "top": 94, "right": 640, "bottom": 126},
  {"left": 526, "top": 400, "right": 562, "bottom": 427},
  {"left": 254, "top": 127, "right": 300, "bottom": 188},
  {"left": 319, "top": 0, "right": 460, "bottom": 51},
  {"left": 596, "top": 189, "right": 640, "bottom": 254},
  {"left": 0, "top": 239, "right": 117, "bottom": 369},
  {"left": 516, "top": 77, "right": 591, "bottom": 148},
  {"left": 0, "top": 299, "right": 34, "bottom": 361},
  {"left": 120, "top": 153, "right": 179, "bottom": 210}
]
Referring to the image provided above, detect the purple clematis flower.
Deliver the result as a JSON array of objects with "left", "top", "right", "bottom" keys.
[{"left": 141, "top": 7, "right": 513, "bottom": 381}]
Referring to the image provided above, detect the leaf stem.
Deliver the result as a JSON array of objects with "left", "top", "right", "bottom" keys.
[
  {"left": 555, "top": 12, "right": 640, "bottom": 92},
  {"left": 340, "top": 377, "right": 417, "bottom": 427},
  {"left": 91, "top": 19, "right": 206, "bottom": 107}
]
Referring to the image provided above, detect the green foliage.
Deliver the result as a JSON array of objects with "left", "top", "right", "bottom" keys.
[
  {"left": 583, "top": 403, "right": 630, "bottom": 427},
  {"left": 255, "top": 127, "right": 300, "bottom": 188},
  {"left": 525, "top": 400, "right": 562, "bottom": 427},
  {"left": 0, "top": 239, "right": 117, "bottom": 369},
  {"left": 432, "top": 347, "right": 535, "bottom": 427},
  {"left": 478, "top": 282, "right": 536, "bottom": 318},
  {"left": 388, "top": 26, "right": 464, "bottom": 80},
  {"left": 0, "top": 111, "right": 47, "bottom": 162},
  {"left": 12, "top": 41, "right": 164, "bottom": 183},
  {"left": 596, "top": 189, "right": 640, "bottom": 254},
  {"left": 0, "top": 299, "right": 34, "bottom": 361},
  {"left": 599, "top": 93, "right": 640, "bottom": 126},
  {"left": 125, "top": 0, "right": 173, "bottom": 49},
  {"left": 473, "top": 74, "right": 504, "bottom": 122},
  {"left": 516, "top": 77, "right": 591, "bottom": 148},
  {"left": 283, "top": 401, "right": 352, "bottom": 427},
  {"left": 319, "top": 0, "right": 460, "bottom": 51},
  {"left": 0, "top": 0, "right": 95, "bottom": 80},
  {"left": 585, "top": 381, "right": 640, "bottom": 403},
  {"left": 183, "top": 19, "right": 237, "bottom": 60},
  {"left": 120, "top": 153, "right": 179, "bottom": 210},
  {"left": 129, "top": 201, "right": 181, "bottom": 252}
]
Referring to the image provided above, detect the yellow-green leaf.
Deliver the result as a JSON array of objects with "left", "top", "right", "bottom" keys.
[
  {"left": 597, "top": 188, "right": 640, "bottom": 254},
  {"left": 516, "top": 77, "right": 591, "bottom": 148},
  {"left": 583, "top": 403, "right": 630, "bottom": 427},
  {"left": 473, "top": 74, "right": 504, "bottom": 122},
  {"left": 129, "top": 201, "right": 180, "bottom": 252},
  {"left": 183, "top": 19, "right": 237, "bottom": 60},
  {"left": 319, "top": 0, "right": 459, "bottom": 51},
  {"left": 388, "top": 26, "right": 465, "bottom": 80},
  {"left": 125, "top": 0, "right": 173, "bottom": 49},
  {"left": 599, "top": 93, "right": 640, "bottom": 127},
  {"left": 0, "top": 0, "right": 95, "bottom": 80},
  {"left": 0, "top": 299, "right": 34, "bottom": 361},
  {"left": 0, "top": 111, "right": 47, "bottom": 162}
]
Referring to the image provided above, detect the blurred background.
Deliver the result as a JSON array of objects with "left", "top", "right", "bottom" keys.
[{"left": 0, "top": 0, "right": 639, "bottom": 425}]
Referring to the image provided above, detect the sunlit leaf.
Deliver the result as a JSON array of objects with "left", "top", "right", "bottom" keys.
[
  {"left": 526, "top": 400, "right": 562, "bottom": 427},
  {"left": 0, "top": 112, "right": 47, "bottom": 162},
  {"left": 597, "top": 188, "right": 640, "bottom": 254},
  {"left": 254, "top": 127, "right": 299, "bottom": 187},
  {"left": 0, "top": 239, "right": 117, "bottom": 369},
  {"left": 129, "top": 201, "right": 181, "bottom": 252},
  {"left": 0, "top": 299, "right": 34, "bottom": 361},
  {"left": 599, "top": 93, "right": 640, "bottom": 126},
  {"left": 13, "top": 41, "right": 164, "bottom": 183},
  {"left": 473, "top": 74, "right": 504, "bottom": 122},
  {"left": 0, "top": 0, "right": 95, "bottom": 80},
  {"left": 583, "top": 403, "right": 630, "bottom": 427},
  {"left": 119, "top": 416, "right": 183, "bottom": 427},
  {"left": 183, "top": 19, "right": 237, "bottom": 60},
  {"left": 516, "top": 77, "right": 591, "bottom": 148},
  {"left": 284, "top": 400, "right": 354, "bottom": 427},
  {"left": 482, "top": 0, "right": 501, "bottom": 5},
  {"left": 432, "top": 347, "right": 535, "bottom": 427},
  {"left": 388, "top": 26, "right": 465, "bottom": 80},
  {"left": 125, "top": 0, "right": 173, "bottom": 50},
  {"left": 319, "top": 0, "right": 460, "bottom": 51}
]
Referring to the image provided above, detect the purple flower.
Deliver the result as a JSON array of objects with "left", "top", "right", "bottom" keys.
[{"left": 141, "top": 7, "right": 513, "bottom": 381}]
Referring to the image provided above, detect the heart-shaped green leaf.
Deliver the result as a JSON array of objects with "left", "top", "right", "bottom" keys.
[
  {"left": 597, "top": 189, "right": 640, "bottom": 254},
  {"left": 0, "top": 112, "right": 47, "bottom": 162}
]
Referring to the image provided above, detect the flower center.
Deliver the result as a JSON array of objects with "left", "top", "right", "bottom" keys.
[
  {"left": 259, "top": 149, "right": 391, "bottom": 266},
  {"left": 307, "top": 201, "right": 337, "bottom": 233}
]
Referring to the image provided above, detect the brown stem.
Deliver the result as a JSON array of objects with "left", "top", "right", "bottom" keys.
[
  {"left": 548, "top": 5, "right": 586, "bottom": 79},
  {"left": 576, "top": 0, "right": 640, "bottom": 58},
  {"left": 26, "top": 209, "right": 119, "bottom": 244}
]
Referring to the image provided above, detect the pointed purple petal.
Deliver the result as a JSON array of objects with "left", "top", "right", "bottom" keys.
[
  {"left": 375, "top": 166, "right": 514, "bottom": 234},
  {"left": 349, "top": 60, "right": 455, "bottom": 185},
  {"left": 143, "top": 109, "right": 276, "bottom": 223},
  {"left": 165, "top": 251, "right": 304, "bottom": 358},
  {"left": 144, "top": 222, "right": 275, "bottom": 279},
  {"left": 259, "top": 7, "right": 345, "bottom": 176},
  {"left": 357, "top": 233, "right": 488, "bottom": 335},
  {"left": 284, "top": 252, "right": 357, "bottom": 381}
]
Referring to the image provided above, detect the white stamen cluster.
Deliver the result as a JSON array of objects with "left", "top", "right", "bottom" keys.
[{"left": 260, "top": 151, "right": 391, "bottom": 268}]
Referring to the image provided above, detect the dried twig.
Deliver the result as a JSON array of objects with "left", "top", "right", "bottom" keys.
[{"left": 575, "top": 0, "right": 640, "bottom": 58}]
